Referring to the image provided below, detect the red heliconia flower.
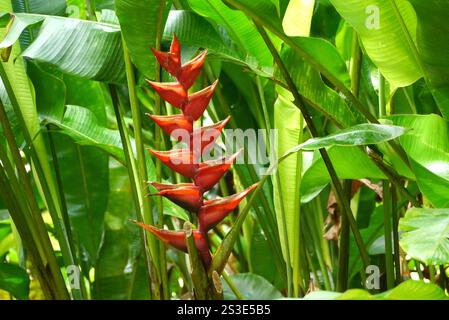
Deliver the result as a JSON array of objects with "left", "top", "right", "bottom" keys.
[
  {"left": 194, "top": 150, "right": 242, "bottom": 192},
  {"left": 151, "top": 35, "right": 181, "bottom": 77},
  {"left": 147, "top": 114, "right": 193, "bottom": 137},
  {"left": 198, "top": 183, "right": 258, "bottom": 231},
  {"left": 146, "top": 81, "right": 187, "bottom": 108},
  {"left": 132, "top": 221, "right": 211, "bottom": 267},
  {"left": 179, "top": 50, "right": 207, "bottom": 89},
  {"left": 149, "top": 182, "right": 203, "bottom": 213},
  {"left": 192, "top": 116, "right": 231, "bottom": 155},
  {"left": 147, "top": 148, "right": 197, "bottom": 178},
  {"left": 135, "top": 37, "right": 256, "bottom": 269},
  {"left": 183, "top": 80, "right": 219, "bottom": 121}
]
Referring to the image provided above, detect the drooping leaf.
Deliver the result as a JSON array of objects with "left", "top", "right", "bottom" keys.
[
  {"left": 280, "top": 47, "right": 359, "bottom": 128},
  {"left": 399, "top": 208, "right": 449, "bottom": 265},
  {"left": 290, "top": 123, "right": 406, "bottom": 153},
  {"left": 44, "top": 105, "right": 125, "bottom": 163},
  {"left": 0, "top": 13, "right": 126, "bottom": 83}
]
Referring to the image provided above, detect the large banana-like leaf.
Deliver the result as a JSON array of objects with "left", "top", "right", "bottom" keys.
[
  {"left": 329, "top": 0, "right": 421, "bottom": 88},
  {"left": 115, "top": 0, "right": 167, "bottom": 79},
  {"left": 12, "top": 0, "right": 67, "bottom": 15},
  {"left": 388, "top": 114, "right": 449, "bottom": 208},
  {"left": 45, "top": 105, "right": 125, "bottom": 163},
  {"left": 408, "top": 0, "right": 449, "bottom": 118},
  {"left": 282, "top": 0, "right": 315, "bottom": 37},
  {"left": 188, "top": 0, "right": 272, "bottom": 67},
  {"left": 0, "top": 13, "right": 125, "bottom": 83},
  {"left": 280, "top": 47, "right": 359, "bottom": 128},
  {"left": 93, "top": 161, "right": 147, "bottom": 300},
  {"left": 222, "top": 0, "right": 351, "bottom": 88},
  {"left": 273, "top": 88, "right": 303, "bottom": 266},
  {"left": 399, "top": 208, "right": 449, "bottom": 265},
  {"left": 164, "top": 10, "right": 272, "bottom": 77}
]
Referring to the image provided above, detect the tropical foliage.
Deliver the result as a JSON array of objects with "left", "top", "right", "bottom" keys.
[{"left": 0, "top": 0, "right": 448, "bottom": 300}]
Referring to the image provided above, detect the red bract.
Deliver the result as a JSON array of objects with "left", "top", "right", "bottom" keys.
[
  {"left": 146, "top": 81, "right": 187, "bottom": 108},
  {"left": 149, "top": 182, "right": 202, "bottom": 212},
  {"left": 194, "top": 150, "right": 242, "bottom": 192},
  {"left": 147, "top": 148, "right": 197, "bottom": 178},
  {"left": 179, "top": 50, "right": 207, "bottom": 89},
  {"left": 198, "top": 183, "right": 258, "bottom": 231},
  {"left": 135, "top": 36, "right": 257, "bottom": 269},
  {"left": 150, "top": 35, "right": 181, "bottom": 76},
  {"left": 192, "top": 115, "right": 231, "bottom": 155},
  {"left": 147, "top": 114, "right": 193, "bottom": 137},
  {"left": 183, "top": 80, "right": 218, "bottom": 121}
]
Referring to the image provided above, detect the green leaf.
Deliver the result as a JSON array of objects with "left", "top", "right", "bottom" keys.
[
  {"left": 280, "top": 47, "right": 359, "bottom": 128},
  {"left": 45, "top": 105, "right": 125, "bottom": 164},
  {"left": 329, "top": 0, "right": 422, "bottom": 88},
  {"left": 13, "top": 0, "right": 67, "bottom": 16},
  {"left": 399, "top": 208, "right": 449, "bottom": 265},
  {"left": 0, "top": 263, "right": 30, "bottom": 300},
  {"left": 273, "top": 89, "right": 303, "bottom": 265},
  {"left": 408, "top": 0, "right": 449, "bottom": 118},
  {"left": 93, "top": 160, "right": 149, "bottom": 300},
  {"left": 376, "top": 279, "right": 448, "bottom": 300},
  {"left": 282, "top": 0, "right": 315, "bottom": 37},
  {"left": 305, "top": 280, "right": 448, "bottom": 300},
  {"left": 115, "top": 0, "right": 167, "bottom": 79},
  {"left": 388, "top": 114, "right": 449, "bottom": 208},
  {"left": 223, "top": 273, "right": 283, "bottom": 300},
  {"left": 188, "top": 0, "right": 272, "bottom": 66},
  {"left": 301, "top": 147, "right": 386, "bottom": 202},
  {"left": 163, "top": 10, "right": 272, "bottom": 77},
  {"left": 0, "top": 13, "right": 125, "bottom": 83},
  {"left": 223, "top": 0, "right": 351, "bottom": 87},
  {"left": 54, "top": 136, "right": 109, "bottom": 270},
  {"left": 287, "top": 123, "right": 406, "bottom": 154}
]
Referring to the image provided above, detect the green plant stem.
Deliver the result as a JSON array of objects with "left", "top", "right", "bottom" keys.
[
  {"left": 47, "top": 126, "right": 87, "bottom": 298},
  {"left": 184, "top": 222, "right": 209, "bottom": 300},
  {"left": 378, "top": 71, "right": 386, "bottom": 117},
  {"left": 429, "top": 265, "right": 437, "bottom": 283},
  {"left": 85, "top": 0, "right": 97, "bottom": 20},
  {"left": 222, "top": 271, "right": 244, "bottom": 300},
  {"left": 391, "top": 186, "right": 402, "bottom": 284},
  {"left": 350, "top": 34, "right": 362, "bottom": 97},
  {"left": 0, "top": 165, "right": 59, "bottom": 299},
  {"left": 274, "top": 173, "right": 293, "bottom": 297},
  {"left": 121, "top": 39, "right": 159, "bottom": 295},
  {"left": 383, "top": 181, "right": 395, "bottom": 289},
  {"left": 109, "top": 85, "right": 157, "bottom": 299},
  {"left": 0, "top": 65, "right": 78, "bottom": 299},
  {"left": 255, "top": 23, "right": 370, "bottom": 270},
  {"left": 204, "top": 66, "right": 285, "bottom": 275},
  {"left": 337, "top": 181, "right": 351, "bottom": 292},
  {"left": 153, "top": 0, "right": 169, "bottom": 300},
  {"left": 0, "top": 107, "right": 69, "bottom": 299}
]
